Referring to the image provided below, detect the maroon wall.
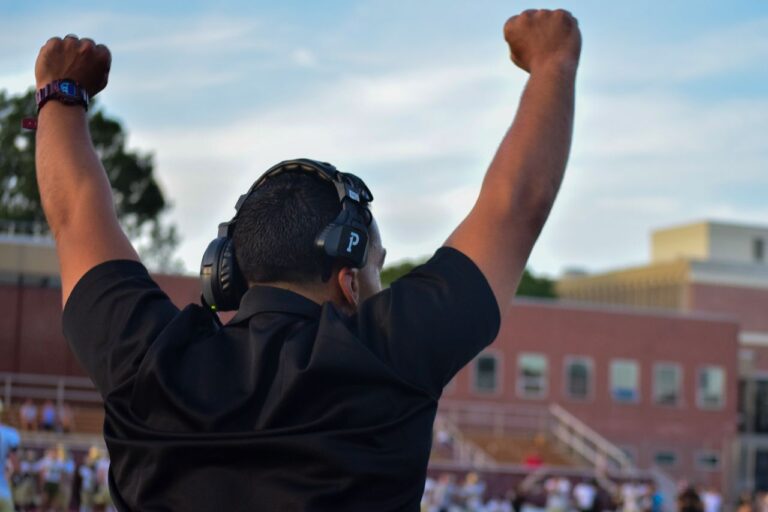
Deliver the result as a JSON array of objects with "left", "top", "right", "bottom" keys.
[
  {"left": 0, "top": 271, "right": 203, "bottom": 377},
  {"left": 443, "top": 299, "right": 739, "bottom": 485},
  {"left": 689, "top": 282, "right": 768, "bottom": 333}
]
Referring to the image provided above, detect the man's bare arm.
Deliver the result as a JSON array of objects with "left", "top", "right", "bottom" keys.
[
  {"left": 446, "top": 9, "right": 581, "bottom": 309},
  {"left": 35, "top": 36, "right": 139, "bottom": 306}
]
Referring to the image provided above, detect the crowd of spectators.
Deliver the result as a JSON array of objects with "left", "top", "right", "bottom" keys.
[
  {"left": 421, "top": 473, "right": 734, "bottom": 512},
  {"left": 18, "top": 400, "right": 74, "bottom": 434},
  {"left": 5, "top": 444, "right": 113, "bottom": 512}
]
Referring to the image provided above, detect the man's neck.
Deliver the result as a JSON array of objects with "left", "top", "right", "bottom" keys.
[{"left": 254, "top": 281, "right": 330, "bottom": 307}]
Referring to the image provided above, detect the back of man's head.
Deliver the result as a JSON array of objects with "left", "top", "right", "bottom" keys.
[{"left": 232, "top": 170, "right": 342, "bottom": 285}]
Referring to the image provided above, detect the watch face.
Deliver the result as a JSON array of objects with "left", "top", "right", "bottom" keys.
[{"left": 59, "top": 80, "right": 77, "bottom": 97}]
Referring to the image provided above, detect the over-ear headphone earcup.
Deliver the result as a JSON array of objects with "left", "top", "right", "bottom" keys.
[
  {"left": 315, "top": 223, "right": 369, "bottom": 268},
  {"left": 200, "top": 237, "right": 247, "bottom": 311}
]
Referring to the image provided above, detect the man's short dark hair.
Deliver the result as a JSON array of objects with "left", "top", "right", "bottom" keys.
[{"left": 232, "top": 170, "right": 342, "bottom": 284}]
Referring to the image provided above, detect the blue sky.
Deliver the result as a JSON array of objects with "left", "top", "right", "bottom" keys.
[{"left": 2, "top": 1, "right": 767, "bottom": 276}]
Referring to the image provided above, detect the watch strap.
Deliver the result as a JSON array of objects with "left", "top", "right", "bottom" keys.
[{"left": 36, "top": 79, "right": 89, "bottom": 112}]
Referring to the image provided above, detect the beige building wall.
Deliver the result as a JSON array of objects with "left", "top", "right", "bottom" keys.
[
  {"left": 652, "top": 221, "right": 768, "bottom": 265},
  {"left": 556, "top": 260, "right": 690, "bottom": 310},
  {"left": 651, "top": 222, "right": 710, "bottom": 263},
  {"left": 0, "top": 235, "right": 59, "bottom": 278}
]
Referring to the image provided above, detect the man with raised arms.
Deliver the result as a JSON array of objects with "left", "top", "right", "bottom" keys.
[{"left": 34, "top": 9, "right": 580, "bottom": 511}]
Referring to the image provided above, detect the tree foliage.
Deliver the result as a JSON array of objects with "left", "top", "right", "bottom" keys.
[
  {"left": 381, "top": 256, "right": 556, "bottom": 298},
  {"left": 0, "top": 88, "right": 183, "bottom": 272}
]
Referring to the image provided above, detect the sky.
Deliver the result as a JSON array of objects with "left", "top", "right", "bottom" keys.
[{"left": 2, "top": 1, "right": 767, "bottom": 277}]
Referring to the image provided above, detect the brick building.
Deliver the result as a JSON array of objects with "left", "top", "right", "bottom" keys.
[
  {"left": 0, "top": 222, "right": 759, "bottom": 496},
  {"left": 557, "top": 220, "right": 768, "bottom": 493}
]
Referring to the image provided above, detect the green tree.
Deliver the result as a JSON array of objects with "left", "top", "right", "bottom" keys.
[
  {"left": 381, "top": 256, "right": 556, "bottom": 299},
  {"left": 516, "top": 268, "right": 556, "bottom": 298},
  {"left": 0, "top": 88, "right": 184, "bottom": 273}
]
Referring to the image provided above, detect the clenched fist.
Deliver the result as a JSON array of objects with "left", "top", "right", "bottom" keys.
[
  {"left": 504, "top": 9, "right": 581, "bottom": 73},
  {"left": 35, "top": 35, "right": 111, "bottom": 96}
]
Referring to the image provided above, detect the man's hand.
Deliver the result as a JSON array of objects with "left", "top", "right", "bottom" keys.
[
  {"left": 504, "top": 9, "right": 581, "bottom": 73},
  {"left": 35, "top": 35, "right": 111, "bottom": 95}
]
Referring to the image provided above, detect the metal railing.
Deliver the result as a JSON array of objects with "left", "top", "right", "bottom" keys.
[
  {"left": 548, "top": 403, "right": 634, "bottom": 473},
  {"left": 438, "top": 400, "right": 551, "bottom": 435},
  {"left": 0, "top": 372, "right": 100, "bottom": 408},
  {"left": 433, "top": 412, "right": 497, "bottom": 468}
]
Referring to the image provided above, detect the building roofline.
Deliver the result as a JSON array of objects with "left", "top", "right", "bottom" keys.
[
  {"left": 653, "top": 218, "right": 768, "bottom": 233},
  {"left": 509, "top": 296, "right": 740, "bottom": 326}
]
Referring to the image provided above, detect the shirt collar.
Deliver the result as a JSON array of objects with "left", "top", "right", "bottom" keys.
[{"left": 228, "top": 285, "right": 323, "bottom": 325}]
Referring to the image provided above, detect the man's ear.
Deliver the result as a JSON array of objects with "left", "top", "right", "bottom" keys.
[{"left": 336, "top": 267, "right": 360, "bottom": 310}]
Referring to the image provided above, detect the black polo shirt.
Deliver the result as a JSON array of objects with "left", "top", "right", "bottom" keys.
[{"left": 62, "top": 247, "right": 500, "bottom": 512}]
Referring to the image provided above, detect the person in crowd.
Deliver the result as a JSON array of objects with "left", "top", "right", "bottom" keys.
[
  {"left": 486, "top": 493, "right": 513, "bottom": 512},
  {"left": 677, "top": 485, "right": 704, "bottom": 512},
  {"left": 573, "top": 477, "right": 598, "bottom": 512},
  {"left": 649, "top": 484, "right": 664, "bottom": 512},
  {"left": 701, "top": 485, "right": 722, "bottom": 512},
  {"left": 32, "top": 6, "right": 580, "bottom": 510},
  {"left": 13, "top": 450, "right": 40, "bottom": 511},
  {"left": 38, "top": 445, "right": 75, "bottom": 512},
  {"left": 461, "top": 472, "right": 487, "bottom": 510},
  {"left": 39, "top": 401, "right": 56, "bottom": 432},
  {"left": 78, "top": 446, "right": 101, "bottom": 512},
  {"left": 0, "top": 405, "right": 20, "bottom": 512},
  {"left": 57, "top": 403, "right": 74, "bottom": 433},
  {"left": 91, "top": 450, "right": 113, "bottom": 512},
  {"left": 544, "top": 476, "right": 570, "bottom": 512},
  {"left": 19, "top": 400, "right": 38, "bottom": 432},
  {"left": 620, "top": 480, "right": 642, "bottom": 512}
]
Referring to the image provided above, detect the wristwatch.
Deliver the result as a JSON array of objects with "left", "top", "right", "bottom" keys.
[{"left": 36, "top": 79, "right": 89, "bottom": 112}]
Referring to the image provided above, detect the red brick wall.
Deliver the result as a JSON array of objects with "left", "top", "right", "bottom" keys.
[
  {"left": 0, "top": 271, "right": 203, "bottom": 377},
  {"left": 443, "top": 299, "right": 739, "bottom": 484},
  {"left": 688, "top": 282, "right": 768, "bottom": 333}
]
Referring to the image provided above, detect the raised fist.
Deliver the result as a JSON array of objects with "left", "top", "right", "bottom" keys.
[
  {"left": 504, "top": 9, "right": 581, "bottom": 73},
  {"left": 35, "top": 35, "right": 111, "bottom": 96}
]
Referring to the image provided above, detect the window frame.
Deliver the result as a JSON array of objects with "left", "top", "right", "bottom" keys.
[
  {"left": 694, "top": 450, "right": 721, "bottom": 472},
  {"left": 697, "top": 365, "right": 726, "bottom": 410},
  {"left": 652, "top": 362, "right": 683, "bottom": 407},
  {"left": 472, "top": 351, "right": 503, "bottom": 396},
  {"left": 516, "top": 352, "right": 549, "bottom": 400},
  {"left": 653, "top": 449, "right": 679, "bottom": 468},
  {"left": 610, "top": 358, "right": 641, "bottom": 404},
  {"left": 563, "top": 355, "right": 594, "bottom": 401}
]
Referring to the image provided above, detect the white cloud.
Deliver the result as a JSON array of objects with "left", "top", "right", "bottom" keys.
[{"left": 291, "top": 48, "right": 317, "bottom": 68}]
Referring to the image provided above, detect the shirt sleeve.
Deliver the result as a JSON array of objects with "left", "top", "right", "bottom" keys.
[
  {"left": 356, "top": 247, "right": 501, "bottom": 398},
  {"left": 62, "top": 260, "right": 180, "bottom": 397},
  {"left": 1, "top": 427, "right": 20, "bottom": 451}
]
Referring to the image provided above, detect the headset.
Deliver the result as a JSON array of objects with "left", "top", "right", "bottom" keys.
[{"left": 200, "top": 158, "right": 374, "bottom": 313}]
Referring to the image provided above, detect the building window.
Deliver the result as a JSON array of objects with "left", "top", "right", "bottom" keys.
[
  {"left": 653, "top": 363, "right": 682, "bottom": 406},
  {"left": 565, "top": 357, "right": 593, "bottom": 400},
  {"left": 697, "top": 366, "right": 725, "bottom": 409},
  {"left": 473, "top": 353, "right": 499, "bottom": 393},
  {"left": 517, "top": 353, "right": 547, "bottom": 398},
  {"left": 754, "top": 238, "right": 765, "bottom": 263},
  {"left": 654, "top": 451, "right": 678, "bottom": 467},
  {"left": 611, "top": 359, "right": 640, "bottom": 403},
  {"left": 695, "top": 451, "right": 721, "bottom": 471}
]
